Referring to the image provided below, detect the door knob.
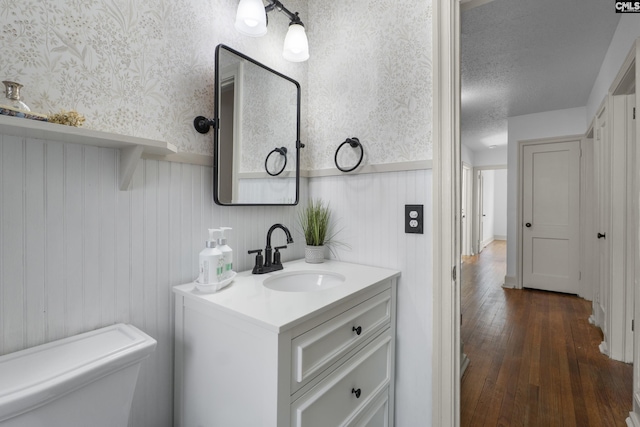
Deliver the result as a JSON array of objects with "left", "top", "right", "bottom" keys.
[
  {"left": 525, "top": 223, "right": 531, "bottom": 228},
  {"left": 597, "top": 232, "right": 606, "bottom": 239}
]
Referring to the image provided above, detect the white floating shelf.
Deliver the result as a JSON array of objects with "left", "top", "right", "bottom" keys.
[{"left": 0, "top": 114, "right": 178, "bottom": 190}]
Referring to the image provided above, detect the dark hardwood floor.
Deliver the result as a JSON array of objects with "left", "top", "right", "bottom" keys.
[{"left": 461, "top": 240, "right": 633, "bottom": 427}]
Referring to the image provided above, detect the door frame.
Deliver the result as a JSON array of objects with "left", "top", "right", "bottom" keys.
[
  {"left": 608, "top": 93, "right": 635, "bottom": 362},
  {"left": 594, "top": 98, "right": 609, "bottom": 327},
  {"left": 580, "top": 134, "right": 595, "bottom": 302},
  {"left": 462, "top": 162, "right": 473, "bottom": 256},
  {"left": 431, "top": 0, "right": 460, "bottom": 425},
  {"left": 609, "top": 42, "right": 637, "bottom": 366},
  {"left": 630, "top": 39, "right": 640, "bottom": 426},
  {"left": 476, "top": 169, "right": 484, "bottom": 253},
  {"left": 220, "top": 62, "right": 244, "bottom": 203},
  {"left": 473, "top": 165, "right": 508, "bottom": 254}
]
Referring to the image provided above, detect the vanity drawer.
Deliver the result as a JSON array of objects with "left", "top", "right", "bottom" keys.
[
  {"left": 291, "top": 290, "right": 392, "bottom": 392},
  {"left": 350, "top": 387, "right": 390, "bottom": 427},
  {"left": 290, "top": 331, "right": 392, "bottom": 427}
]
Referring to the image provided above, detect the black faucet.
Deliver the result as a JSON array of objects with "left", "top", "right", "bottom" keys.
[{"left": 248, "top": 224, "right": 294, "bottom": 274}]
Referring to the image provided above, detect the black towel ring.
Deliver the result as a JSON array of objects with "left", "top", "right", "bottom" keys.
[
  {"left": 334, "top": 137, "right": 364, "bottom": 173},
  {"left": 265, "top": 147, "right": 288, "bottom": 176}
]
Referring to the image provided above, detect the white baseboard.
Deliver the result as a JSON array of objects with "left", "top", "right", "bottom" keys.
[
  {"left": 494, "top": 235, "right": 506, "bottom": 241},
  {"left": 481, "top": 237, "right": 494, "bottom": 248},
  {"left": 460, "top": 341, "right": 470, "bottom": 377},
  {"left": 461, "top": 353, "right": 470, "bottom": 377},
  {"left": 503, "top": 275, "right": 517, "bottom": 289},
  {"left": 593, "top": 303, "right": 605, "bottom": 327},
  {"left": 631, "top": 394, "right": 640, "bottom": 427},
  {"left": 599, "top": 340, "right": 609, "bottom": 356}
]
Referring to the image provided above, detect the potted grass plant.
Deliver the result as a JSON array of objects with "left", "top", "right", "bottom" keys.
[{"left": 298, "top": 199, "right": 340, "bottom": 263}]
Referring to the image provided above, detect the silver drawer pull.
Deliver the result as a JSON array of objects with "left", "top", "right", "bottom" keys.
[{"left": 352, "top": 326, "right": 362, "bottom": 335}]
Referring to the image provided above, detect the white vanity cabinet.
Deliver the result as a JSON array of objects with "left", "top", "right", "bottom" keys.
[{"left": 173, "top": 260, "right": 399, "bottom": 427}]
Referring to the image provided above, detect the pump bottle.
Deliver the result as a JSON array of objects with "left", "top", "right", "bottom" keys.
[
  {"left": 216, "top": 227, "right": 233, "bottom": 279},
  {"left": 198, "top": 229, "right": 223, "bottom": 284}
]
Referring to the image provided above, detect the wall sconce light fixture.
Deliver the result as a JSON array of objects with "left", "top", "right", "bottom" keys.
[{"left": 234, "top": 0, "right": 309, "bottom": 62}]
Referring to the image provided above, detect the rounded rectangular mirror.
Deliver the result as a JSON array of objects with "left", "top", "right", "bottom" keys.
[{"left": 214, "top": 44, "right": 301, "bottom": 206}]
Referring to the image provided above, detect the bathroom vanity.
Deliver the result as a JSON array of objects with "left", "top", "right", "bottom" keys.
[{"left": 173, "top": 259, "right": 399, "bottom": 427}]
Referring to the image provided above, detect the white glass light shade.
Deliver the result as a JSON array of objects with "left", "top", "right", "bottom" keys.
[
  {"left": 282, "top": 23, "right": 309, "bottom": 62},
  {"left": 235, "top": 0, "right": 267, "bottom": 37}
]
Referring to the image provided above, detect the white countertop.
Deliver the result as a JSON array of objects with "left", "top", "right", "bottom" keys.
[{"left": 173, "top": 259, "right": 400, "bottom": 333}]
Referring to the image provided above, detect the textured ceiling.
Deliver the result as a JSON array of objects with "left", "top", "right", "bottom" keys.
[{"left": 461, "top": 0, "right": 620, "bottom": 152}]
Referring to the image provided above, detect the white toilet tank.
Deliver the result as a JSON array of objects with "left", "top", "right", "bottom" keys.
[{"left": 0, "top": 324, "right": 156, "bottom": 427}]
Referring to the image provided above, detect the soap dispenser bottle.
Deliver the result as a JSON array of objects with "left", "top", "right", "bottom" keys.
[
  {"left": 217, "top": 227, "right": 233, "bottom": 279},
  {"left": 198, "top": 229, "right": 223, "bottom": 284}
]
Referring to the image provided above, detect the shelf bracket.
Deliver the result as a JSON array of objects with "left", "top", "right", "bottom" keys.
[{"left": 120, "top": 145, "right": 144, "bottom": 191}]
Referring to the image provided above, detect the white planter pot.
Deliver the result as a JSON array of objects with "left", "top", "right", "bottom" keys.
[{"left": 305, "top": 245, "right": 325, "bottom": 264}]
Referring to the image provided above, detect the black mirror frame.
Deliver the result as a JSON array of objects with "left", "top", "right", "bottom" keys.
[{"left": 213, "top": 44, "right": 302, "bottom": 206}]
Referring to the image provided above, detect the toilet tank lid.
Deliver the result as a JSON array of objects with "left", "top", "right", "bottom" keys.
[{"left": 0, "top": 324, "right": 156, "bottom": 421}]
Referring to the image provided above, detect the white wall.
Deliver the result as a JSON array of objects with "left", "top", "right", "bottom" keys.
[
  {"left": 587, "top": 16, "right": 640, "bottom": 120},
  {"left": 475, "top": 146, "right": 508, "bottom": 167},
  {"left": 306, "top": 1, "right": 434, "bottom": 424},
  {"left": 309, "top": 170, "right": 432, "bottom": 425},
  {"left": 462, "top": 144, "right": 476, "bottom": 166},
  {"left": 505, "top": 106, "right": 587, "bottom": 279},
  {"left": 493, "top": 169, "right": 508, "bottom": 239},
  {"left": 306, "top": 0, "right": 433, "bottom": 169}
]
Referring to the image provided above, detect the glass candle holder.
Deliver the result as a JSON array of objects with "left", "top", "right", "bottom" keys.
[{"left": 2, "top": 80, "right": 31, "bottom": 112}]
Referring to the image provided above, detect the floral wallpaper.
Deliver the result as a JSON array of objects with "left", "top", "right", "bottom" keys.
[
  {"left": 306, "top": 0, "right": 433, "bottom": 169},
  {"left": 1, "top": 0, "right": 430, "bottom": 167},
  {"left": 0, "top": 0, "right": 307, "bottom": 156}
]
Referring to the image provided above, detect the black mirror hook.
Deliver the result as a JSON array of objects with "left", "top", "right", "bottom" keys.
[{"left": 193, "top": 116, "right": 217, "bottom": 134}]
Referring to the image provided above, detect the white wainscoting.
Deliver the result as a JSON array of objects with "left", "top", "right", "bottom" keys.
[
  {"left": 0, "top": 133, "right": 305, "bottom": 427},
  {"left": 0, "top": 132, "right": 432, "bottom": 426},
  {"left": 308, "top": 170, "right": 433, "bottom": 426}
]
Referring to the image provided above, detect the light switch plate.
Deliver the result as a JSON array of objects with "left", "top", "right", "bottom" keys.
[{"left": 405, "top": 205, "right": 424, "bottom": 234}]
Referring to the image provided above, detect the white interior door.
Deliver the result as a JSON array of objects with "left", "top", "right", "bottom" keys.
[
  {"left": 522, "top": 139, "right": 581, "bottom": 294},
  {"left": 606, "top": 93, "right": 636, "bottom": 362},
  {"left": 624, "top": 93, "right": 636, "bottom": 362},
  {"left": 634, "top": 61, "right": 640, "bottom": 420},
  {"left": 476, "top": 171, "right": 484, "bottom": 253},
  {"left": 595, "top": 102, "right": 610, "bottom": 329}
]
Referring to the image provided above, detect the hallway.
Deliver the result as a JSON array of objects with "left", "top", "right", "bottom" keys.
[{"left": 460, "top": 241, "right": 633, "bottom": 426}]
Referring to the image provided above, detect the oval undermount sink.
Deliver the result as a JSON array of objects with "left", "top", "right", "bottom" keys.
[{"left": 263, "top": 270, "right": 346, "bottom": 292}]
